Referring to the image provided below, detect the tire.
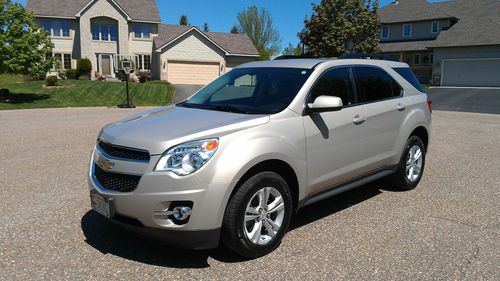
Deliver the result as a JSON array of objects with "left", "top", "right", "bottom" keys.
[
  {"left": 389, "top": 135, "right": 426, "bottom": 190},
  {"left": 221, "top": 172, "right": 293, "bottom": 258}
]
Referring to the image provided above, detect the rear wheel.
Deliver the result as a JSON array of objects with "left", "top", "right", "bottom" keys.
[
  {"left": 389, "top": 136, "right": 426, "bottom": 190},
  {"left": 221, "top": 172, "right": 292, "bottom": 258}
]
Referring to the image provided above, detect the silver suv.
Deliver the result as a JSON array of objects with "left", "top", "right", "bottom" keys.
[{"left": 89, "top": 58, "right": 431, "bottom": 257}]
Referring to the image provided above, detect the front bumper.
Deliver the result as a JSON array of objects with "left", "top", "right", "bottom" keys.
[{"left": 88, "top": 146, "right": 233, "bottom": 249}]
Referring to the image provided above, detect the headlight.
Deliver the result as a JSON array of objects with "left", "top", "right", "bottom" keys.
[{"left": 155, "top": 139, "right": 219, "bottom": 175}]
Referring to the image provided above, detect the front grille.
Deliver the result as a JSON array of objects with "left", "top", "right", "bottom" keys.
[
  {"left": 93, "top": 164, "right": 141, "bottom": 192},
  {"left": 97, "top": 140, "right": 150, "bottom": 162}
]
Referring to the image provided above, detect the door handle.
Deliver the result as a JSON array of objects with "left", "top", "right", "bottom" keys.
[
  {"left": 353, "top": 115, "right": 367, "bottom": 125},
  {"left": 397, "top": 103, "right": 406, "bottom": 111}
]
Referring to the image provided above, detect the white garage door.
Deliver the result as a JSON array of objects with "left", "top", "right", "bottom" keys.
[
  {"left": 167, "top": 60, "right": 220, "bottom": 85},
  {"left": 442, "top": 59, "right": 500, "bottom": 87}
]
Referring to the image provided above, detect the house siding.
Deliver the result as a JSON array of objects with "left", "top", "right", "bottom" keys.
[{"left": 381, "top": 19, "right": 452, "bottom": 42}]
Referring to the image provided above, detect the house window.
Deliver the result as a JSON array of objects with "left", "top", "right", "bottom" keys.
[
  {"left": 42, "top": 19, "right": 70, "bottom": 37},
  {"left": 413, "top": 54, "right": 421, "bottom": 65},
  {"left": 403, "top": 24, "right": 412, "bottom": 37},
  {"left": 91, "top": 23, "right": 118, "bottom": 41},
  {"left": 135, "top": 54, "right": 152, "bottom": 70},
  {"left": 54, "top": 53, "right": 72, "bottom": 69},
  {"left": 381, "top": 26, "right": 390, "bottom": 39},
  {"left": 431, "top": 22, "right": 439, "bottom": 33},
  {"left": 133, "top": 24, "right": 151, "bottom": 39}
]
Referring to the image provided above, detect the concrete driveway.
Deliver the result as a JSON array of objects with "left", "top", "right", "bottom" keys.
[
  {"left": 173, "top": 84, "right": 203, "bottom": 103},
  {"left": 0, "top": 108, "right": 499, "bottom": 280},
  {"left": 429, "top": 87, "right": 500, "bottom": 114}
]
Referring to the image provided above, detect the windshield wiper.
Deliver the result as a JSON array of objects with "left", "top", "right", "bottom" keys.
[{"left": 210, "top": 105, "right": 248, "bottom": 114}]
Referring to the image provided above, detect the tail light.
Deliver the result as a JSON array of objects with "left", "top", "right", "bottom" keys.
[{"left": 427, "top": 97, "right": 432, "bottom": 113}]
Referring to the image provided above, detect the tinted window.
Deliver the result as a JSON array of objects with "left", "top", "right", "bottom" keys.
[
  {"left": 183, "top": 68, "right": 312, "bottom": 114},
  {"left": 393, "top": 67, "right": 426, "bottom": 93},
  {"left": 310, "top": 68, "right": 354, "bottom": 106},
  {"left": 354, "top": 67, "right": 401, "bottom": 103}
]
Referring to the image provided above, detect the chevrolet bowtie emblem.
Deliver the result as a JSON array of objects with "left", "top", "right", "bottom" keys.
[{"left": 98, "top": 157, "right": 115, "bottom": 170}]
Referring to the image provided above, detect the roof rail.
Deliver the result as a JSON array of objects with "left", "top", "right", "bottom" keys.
[
  {"left": 273, "top": 54, "right": 319, "bottom": 60},
  {"left": 339, "top": 53, "right": 399, "bottom": 61}
]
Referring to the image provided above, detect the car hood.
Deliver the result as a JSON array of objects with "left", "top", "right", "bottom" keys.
[{"left": 99, "top": 105, "right": 270, "bottom": 155}]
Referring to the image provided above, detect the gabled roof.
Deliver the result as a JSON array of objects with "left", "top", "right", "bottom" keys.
[
  {"left": 26, "top": 0, "right": 161, "bottom": 22},
  {"left": 380, "top": 0, "right": 453, "bottom": 24},
  {"left": 154, "top": 24, "right": 259, "bottom": 56}
]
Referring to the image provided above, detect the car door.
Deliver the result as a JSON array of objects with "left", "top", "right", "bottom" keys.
[
  {"left": 303, "top": 67, "right": 370, "bottom": 195},
  {"left": 352, "top": 66, "right": 407, "bottom": 171}
]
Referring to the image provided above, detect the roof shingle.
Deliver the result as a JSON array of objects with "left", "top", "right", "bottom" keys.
[
  {"left": 380, "top": 0, "right": 453, "bottom": 23},
  {"left": 26, "top": 0, "right": 161, "bottom": 22}
]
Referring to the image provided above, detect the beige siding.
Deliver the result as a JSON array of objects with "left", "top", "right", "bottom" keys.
[
  {"left": 130, "top": 40, "right": 153, "bottom": 54},
  {"left": 162, "top": 31, "right": 225, "bottom": 61},
  {"left": 167, "top": 60, "right": 220, "bottom": 85}
]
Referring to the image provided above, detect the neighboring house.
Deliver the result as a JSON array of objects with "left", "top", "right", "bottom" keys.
[
  {"left": 379, "top": 0, "right": 500, "bottom": 87},
  {"left": 26, "top": 0, "right": 259, "bottom": 85}
]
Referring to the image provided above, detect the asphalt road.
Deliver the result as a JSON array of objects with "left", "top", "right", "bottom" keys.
[
  {"left": 429, "top": 88, "right": 500, "bottom": 114},
  {"left": 173, "top": 84, "right": 203, "bottom": 103},
  {"left": 0, "top": 108, "right": 499, "bottom": 280}
]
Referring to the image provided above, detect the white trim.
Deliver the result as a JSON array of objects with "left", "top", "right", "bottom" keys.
[
  {"left": 226, "top": 53, "right": 260, "bottom": 57},
  {"left": 76, "top": 0, "right": 132, "bottom": 21},
  {"left": 131, "top": 20, "right": 162, "bottom": 24},
  {"left": 431, "top": 21, "right": 439, "bottom": 34},
  {"left": 403, "top": 23, "right": 412, "bottom": 37},
  {"left": 381, "top": 25, "right": 390, "bottom": 39},
  {"left": 34, "top": 15, "right": 76, "bottom": 19}
]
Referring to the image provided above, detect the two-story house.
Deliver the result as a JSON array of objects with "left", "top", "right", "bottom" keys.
[
  {"left": 379, "top": 0, "right": 500, "bottom": 87},
  {"left": 26, "top": 0, "right": 259, "bottom": 85}
]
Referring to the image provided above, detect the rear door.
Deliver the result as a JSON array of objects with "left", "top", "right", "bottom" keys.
[
  {"left": 352, "top": 66, "right": 406, "bottom": 170},
  {"left": 303, "top": 67, "right": 369, "bottom": 194}
]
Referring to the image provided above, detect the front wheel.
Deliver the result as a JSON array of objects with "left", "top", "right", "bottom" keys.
[
  {"left": 221, "top": 172, "right": 292, "bottom": 258},
  {"left": 389, "top": 136, "right": 426, "bottom": 190}
]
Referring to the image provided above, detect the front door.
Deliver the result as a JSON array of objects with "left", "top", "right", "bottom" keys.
[
  {"left": 303, "top": 67, "right": 370, "bottom": 195},
  {"left": 101, "top": 55, "right": 111, "bottom": 76}
]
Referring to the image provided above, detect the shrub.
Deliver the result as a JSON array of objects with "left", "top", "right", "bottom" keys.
[
  {"left": 45, "top": 76, "right": 58, "bottom": 86},
  {"left": 137, "top": 70, "right": 149, "bottom": 83},
  {"left": 65, "top": 69, "right": 77, "bottom": 79},
  {"left": 77, "top": 58, "right": 92, "bottom": 79}
]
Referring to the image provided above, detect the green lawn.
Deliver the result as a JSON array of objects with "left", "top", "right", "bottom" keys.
[{"left": 0, "top": 74, "right": 174, "bottom": 110}]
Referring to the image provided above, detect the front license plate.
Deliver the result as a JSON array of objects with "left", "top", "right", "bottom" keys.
[{"left": 90, "top": 192, "right": 112, "bottom": 218}]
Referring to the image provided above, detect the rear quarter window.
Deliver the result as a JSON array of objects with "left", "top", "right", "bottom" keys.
[{"left": 393, "top": 67, "right": 426, "bottom": 93}]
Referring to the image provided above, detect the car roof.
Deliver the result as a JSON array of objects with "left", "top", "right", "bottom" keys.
[{"left": 236, "top": 58, "right": 409, "bottom": 69}]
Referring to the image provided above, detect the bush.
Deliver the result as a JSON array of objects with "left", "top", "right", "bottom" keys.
[
  {"left": 45, "top": 76, "right": 58, "bottom": 86},
  {"left": 137, "top": 70, "right": 149, "bottom": 83},
  {"left": 77, "top": 58, "right": 92, "bottom": 79},
  {"left": 65, "top": 69, "right": 77, "bottom": 80}
]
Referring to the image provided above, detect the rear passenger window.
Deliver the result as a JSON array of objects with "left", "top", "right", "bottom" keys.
[
  {"left": 354, "top": 66, "right": 401, "bottom": 103},
  {"left": 310, "top": 68, "right": 355, "bottom": 106}
]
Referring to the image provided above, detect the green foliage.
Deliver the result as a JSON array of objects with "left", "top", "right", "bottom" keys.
[
  {"left": 283, "top": 43, "right": 303, "bottom": 56},
  {"left": 179, "top": 15, "right": 189, "bottom": 26},
  {"left": 237, "top": 6, "right": 281, "bottom": 60},
  {"left": 45, "top": 76, "right": 58, "bottom": 86},
  {"left": 230, "top": 25, "right": 239, "bottom": 34},
  {"left": 300, "top": 0, "right": 381, "bottom": 57},
  {"left": 65, "top": 69, "right": 77, "bottom": 79},
  {"left": 0, "top": 0, "right": 54, "bottom": 79},
  {"left": 202, "top": 22, "right": 209, "bottom": 32},
  {"left": 76, "top": 58, "right": 92, "bottom": 79}
]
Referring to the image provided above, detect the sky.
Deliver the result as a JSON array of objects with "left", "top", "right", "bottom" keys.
[{"left": 16, "top": 0, "right": 443, "bottom": 50}]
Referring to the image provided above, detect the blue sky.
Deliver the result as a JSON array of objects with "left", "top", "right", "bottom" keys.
[{"left": 17, "top": 0, "right": 443, "bottom": 49}]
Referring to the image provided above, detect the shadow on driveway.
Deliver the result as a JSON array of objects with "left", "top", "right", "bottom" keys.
[
  {"left": 429, "top": 88, "right": 500, "bottom": 114},
  {"left": 81, "top": 181, "right": 394, "bottom": 267}
]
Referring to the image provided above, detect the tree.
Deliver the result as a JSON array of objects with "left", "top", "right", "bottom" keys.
[
  {"left": 0, "top": 0, "right": 53, "bottom": 79},
  {"left": 230, "top": 25, "right": 239, "bottom": 34},
  {"left": 237, "top": 6, "right": 281, "bottom": 60},
  {"left": 179, "top": 15, "right": 189, "bottom": 26},
  {"left": 202, "top": 22, "right": 209, "bottom": 32},
  {"left": 283, "top": 43, "right": 303, "bottom": 55},
  {"left": 299, "top": 0, "right": 380, "bottom": 57}
]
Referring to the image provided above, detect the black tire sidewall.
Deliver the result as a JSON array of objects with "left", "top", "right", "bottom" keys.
[{"left": 398, "top": 136, "right": 426, "bottom": 188}]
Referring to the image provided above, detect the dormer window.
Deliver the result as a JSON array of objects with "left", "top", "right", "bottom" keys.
[
  {"left": 381, "top": 26, "right": 390, "bottom": 39},
  {"left": 133, "top": 24, "right": 151, "bottom": 39},
  {"left": 403, "top": 24, "right": 412, "bottom": 37},
  {"left": 42, "top": 19, "right": 70, "bottom": 37},
  {"left": 431, "top": 22, "right": 439, "bottom": 33}
]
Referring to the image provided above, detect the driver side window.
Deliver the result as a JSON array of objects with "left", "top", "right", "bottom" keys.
[{"left": 310, "top": 68, "right": 355, "bottom": 106}]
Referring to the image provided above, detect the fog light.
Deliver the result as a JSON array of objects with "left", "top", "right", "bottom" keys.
[{"left": 172, "top": 206, "right": 192, "bottom": 221}]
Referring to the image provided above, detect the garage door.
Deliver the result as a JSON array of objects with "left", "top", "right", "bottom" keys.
[
  {"left": 167, "top": 60, "right": 220, "bottom": 85},
  {"left": 442, "top": 59, "right": 500, "bottom": 87}
]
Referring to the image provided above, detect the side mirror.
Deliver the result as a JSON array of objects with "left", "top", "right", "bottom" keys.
[{"left": 307, "top": 95, "right": 343, "bottom": 113}]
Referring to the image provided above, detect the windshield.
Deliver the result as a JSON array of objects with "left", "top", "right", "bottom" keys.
[{"left": 181, "top": 67, "right": 313, "bottom": 114}]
